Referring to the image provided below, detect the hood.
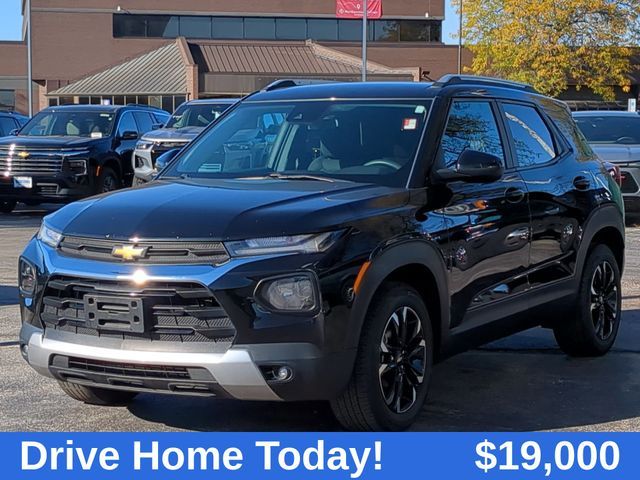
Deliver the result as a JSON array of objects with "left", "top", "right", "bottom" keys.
[
  {"left": 0, "top": 135, "right": 103, "bottom": 149},
  {"left": 589, "top": 144, "right": 640, "bottom": 164},
  {"left": 141, "top": 127, "right": 203, "bottom": 143},
  {"left": 46, "top": 179, "right": 409, "bottom": 240}
]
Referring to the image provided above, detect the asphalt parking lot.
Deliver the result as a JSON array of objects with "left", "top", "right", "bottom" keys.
[{"left": 1, "top": 205, "right": 639, "bottom": 432}]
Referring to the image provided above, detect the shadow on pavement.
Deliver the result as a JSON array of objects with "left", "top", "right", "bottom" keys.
[
  {"left": 126, "top": 311, "right": 640, "bottom": 432},
  {"left": 0, "top": 285, "right": 18, "bottom": 306}
]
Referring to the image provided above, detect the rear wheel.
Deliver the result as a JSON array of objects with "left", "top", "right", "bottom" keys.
[
  {"left": 553, "top": 244, "right": 621, "bottom": 356},
  {"left": 331, "top": 282, "right": 433, "bottom": 431},
  {"left": 0, "top": 200, "right": 16, "bottom": 214},
  {"left": 96, "top": 167, "right": 121, "bottom": 194},
  {"left": 57, "top": 381, "right": 138, "bottom": 406}
]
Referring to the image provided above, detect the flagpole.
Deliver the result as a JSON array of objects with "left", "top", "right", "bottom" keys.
[{"left": 362, "top": 0, "right": 368, "bottom": 81}]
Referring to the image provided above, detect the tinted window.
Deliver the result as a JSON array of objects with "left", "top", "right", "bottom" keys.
[
  {"left": 399, "top": 20, "right": 428, "bottom": 41},
  {"left": 374, "top": 20, "right": 399, "bottom": 41},
  {"left": 20, "top": 111, "right": 116, "bottom": 137},
  {"left": 0, "top": 117, "right": 17, "bottom": 136},
  {"left": 166, "top": 103, "right": 233, "bottom": 128},
  {"left": 543, "top": 102, "right": 594, "bottom": 162},
  {"left": 245, "top": 18, "right": 275, "bottom": 40},
  {"left": 503, "top": 104, "right": 556, "bottom": 167},
  {"left": 162, "top": 100, "right": 431, "bottom": 188},
  {"left": 574, "top": 115, "right": 640, "bottom": 145},
  {"left": 179, "top": 16, "right": 211, "bottom": 38},
  {"left": 113, "top": 15, "right": 146, "bottom": 37},
  {"left": 439, "top": 101, "right": 505, "bottom": 169},
  {"left": 117, "top": 112, "right": 138, "bottom": 136},
  {"left": 338, "top": 20, "right": 361, "bottom": 41},
  {"left": 307, "top": 19, "right": 338, "bottom": 40},
  {"left": 275, "top": 18, "right": 307, "bottom": 40},
  {"left": 133, "top": 112, "right": 154, "bottom": 134},
  {"left": 147, "top": 15, "right": 179, "bottom": 37},
  {"left": 212, "top": 17, "right": 243, "bottom": 39}
]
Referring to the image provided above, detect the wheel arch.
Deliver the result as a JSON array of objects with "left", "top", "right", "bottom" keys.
[
  {"left": 579, "top": 204, "right": 625, "bottom": 277},
  {"left": 346, "top": 240, "right": 450, "bottom": 359}
]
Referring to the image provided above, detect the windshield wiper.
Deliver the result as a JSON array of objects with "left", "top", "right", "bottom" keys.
[{"left": 265, "top": 173, "right": 336, "bottom": 183}]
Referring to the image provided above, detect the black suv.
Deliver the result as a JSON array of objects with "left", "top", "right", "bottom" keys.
[
  {"left": 18, "top": 77, "right": 624, "bottom": 431},
  {"left": 0, "top": 104, "right": 169, "bottom": 213}
]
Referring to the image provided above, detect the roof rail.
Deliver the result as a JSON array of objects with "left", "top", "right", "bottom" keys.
[
  {"left": 262, "top": 79, "right": 335, "bottom": 92},
  {"left": 435, "top": 75, "right": 538, "bottom": 93},
  {"left": 125, "top": 103, "right": 166, "bottom": 110}
]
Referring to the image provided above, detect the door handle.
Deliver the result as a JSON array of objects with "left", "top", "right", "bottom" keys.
[
  {"left": 573, "top": 176, "right": 591, "bottom": 191},
  {"left": 504, "top": 187, "right": 526, "bottom": 204}
]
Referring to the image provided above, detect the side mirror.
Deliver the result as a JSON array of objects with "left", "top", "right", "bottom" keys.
[
  {"left": 119, "top": 130, "right": 139, "bottom": 141},
  {"left": 151, "top": 123, "right": 164, "bottom": 130},
  {"left": 153, "top": 148, "right": 181, "bottom": 177},
  {"left": 436, "top": 150, "right": 504, "bottom": 183}
]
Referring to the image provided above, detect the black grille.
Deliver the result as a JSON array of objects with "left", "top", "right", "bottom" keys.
[
  {"left": 40, "top": 276, "right": 235, "bottom": 346},
  {"left": 66, "top": 357, "right": 191, "bottom": 380},
  {"left": 621, "top": 171, "right": 639, "bottom": 194},
  {"left": 58, "top": 236, "right": 230, "bottom": 265}
]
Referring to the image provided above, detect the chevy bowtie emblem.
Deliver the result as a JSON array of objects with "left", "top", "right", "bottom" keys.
[
  {"left": 17, "top": 151, "right": 30, "bottom": 159},
  {"left": 112, "top": 245, "right": 148, "bottom": 261}
]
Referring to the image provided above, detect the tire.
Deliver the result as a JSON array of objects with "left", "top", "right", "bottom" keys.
[
  {"left": 553, "top": 244, "right": 622, "bottom": 357},
  {"left": 0, "top": 200, "right": 16, "bottom": 214},
  {"left": 330, "top": 282, "right": 433, "bottom": 431},
  {"left": 96, "top": 166, "right": 121, "bottom": 194},
  {"left": 57, "top": 381, "right": 138, "bottom": 406}
]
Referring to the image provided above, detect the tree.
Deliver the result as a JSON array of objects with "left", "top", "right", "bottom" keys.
[{"left": 455, "top": 0, "right": 640, "bottom": 100}]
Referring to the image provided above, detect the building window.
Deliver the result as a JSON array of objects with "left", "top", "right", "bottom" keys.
[
  {"left": 245, "top": 18, "right": 276, "bottom": 40},
  {"left": 276, "top": 18, "right": 306, "bottom": 40},
  {"left": 212, "top": 17, "right": 243, "bottom": 39},
  {"left": 113, "top": 14, "right": 442, "bottom": 43},
  {"left": 0, "top": 90, "right": 16, "bottom": 110},
  {"left": 307, "top": 19, "right": 338, "bottom": 41},
  {"left": 179, "top": 16, "right": 211, "bottom": 38}
]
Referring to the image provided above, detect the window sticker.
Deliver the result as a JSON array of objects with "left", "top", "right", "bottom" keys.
[{"left": 403, "top": 118, "right": 418, "bottom": 131}]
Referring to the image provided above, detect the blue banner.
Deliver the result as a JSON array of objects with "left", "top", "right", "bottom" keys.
[{"left": 2, "top": 432, "right": 637, "bottom": 479}]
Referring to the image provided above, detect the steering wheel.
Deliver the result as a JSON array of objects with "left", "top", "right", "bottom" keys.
[{"left": 363, "top": 159, "right": 402, "bottom": 171}]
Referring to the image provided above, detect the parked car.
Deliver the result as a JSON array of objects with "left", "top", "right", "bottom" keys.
[
  {"left": 0, "top": 111, "right": 29, "bottom": 137},
  {"left": 0, "top": 104, "right": 169, "bottom": 213},
  {"left": 133, "top": 99, "right": 237, "bottom": 184},
  {"left": 573, "top": 111, "right": 640, "bottom": 215},
  {"left": 19, "top": 77, "right": 624, "bottom": 431}
]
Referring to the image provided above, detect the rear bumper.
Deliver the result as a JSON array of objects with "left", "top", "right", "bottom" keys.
[{"left": 0, "top": 173, "right": 92, "bottom": 202}]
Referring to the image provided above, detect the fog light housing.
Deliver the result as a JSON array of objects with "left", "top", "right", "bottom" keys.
[
  {"left": 256, "top": 273, "right": 319, "bottom": 312},
  {"left": 19, "top": 259, "right": 36, "bottom": 295}
]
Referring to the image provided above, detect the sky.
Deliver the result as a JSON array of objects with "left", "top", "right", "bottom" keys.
[{"left": 0, "top": 0, "right": 460, "bottom": 43}]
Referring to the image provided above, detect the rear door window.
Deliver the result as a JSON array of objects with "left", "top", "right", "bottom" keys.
[
  {"left": 133, "top": 112, "right": 154, "bottom": 134},
  {"left": 503, "top": 103, "right": 557, "bottom": 167}
]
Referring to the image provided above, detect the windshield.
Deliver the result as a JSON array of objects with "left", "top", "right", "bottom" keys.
[
  {"left": 574, "top": 115, "right": 640, "bottom": 145},
  {"left": 166, "top": 102, "right": 234, "bottom": 129},
  {"left": 19, "top": 110, "right": 115, "bottom": 138},
  {"left": 161, "top": 99, "right": 431, "bottom": 187}
]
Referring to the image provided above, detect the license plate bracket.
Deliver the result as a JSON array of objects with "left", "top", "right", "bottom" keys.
[{"left": 84, "top": 295, "right": 146, "bottom": 333}]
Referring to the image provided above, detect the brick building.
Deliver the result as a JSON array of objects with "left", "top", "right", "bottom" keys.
[{"left": 0, "top": 0, "right": 465, "bottom": 114}]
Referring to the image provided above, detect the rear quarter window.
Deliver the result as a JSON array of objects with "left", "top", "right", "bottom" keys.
[{"left": 540, "top": 99, "right": 596, "bottom": 162}]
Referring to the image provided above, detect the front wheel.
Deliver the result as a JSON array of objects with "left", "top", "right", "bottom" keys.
[
  {"left": 331, "top": 282, "right": 433, "bottom": 431},
  {"left": 553, "top": 244, "right": 622, "bottom": 356},
  {"left": 96, "top": 167, "right": 121, "bottom": 194}
]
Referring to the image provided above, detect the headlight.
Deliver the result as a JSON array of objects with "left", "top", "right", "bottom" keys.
[
  {"left": 257, "top": 274, "right": 318, "bottom": 312},
  {"left": 19, "top": 259, "right": 36, "bottom": 295},
  {"left": 37, "top": 223, "right": 62, "bottom": 248},
  {"left": 66, "top": 159, "right": 87, "bottom": 175},
  {"left": 225, "top": 231, "right": 340, "bottom": 257},
  {"left": 136, "top": 141, "right": 154, "bottom": 151}
]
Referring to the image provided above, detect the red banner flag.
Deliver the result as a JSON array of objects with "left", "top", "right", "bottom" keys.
[{"left": 336, "top": 0, "right": 382, "bottom": 19}]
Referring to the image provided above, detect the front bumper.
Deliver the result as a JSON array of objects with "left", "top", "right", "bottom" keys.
[
  {"left": 18, "top": 238, "right": 357, "bottom": 401},
  {"left": 0, "top": 172, "right": 92, "bottom": 202}
]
